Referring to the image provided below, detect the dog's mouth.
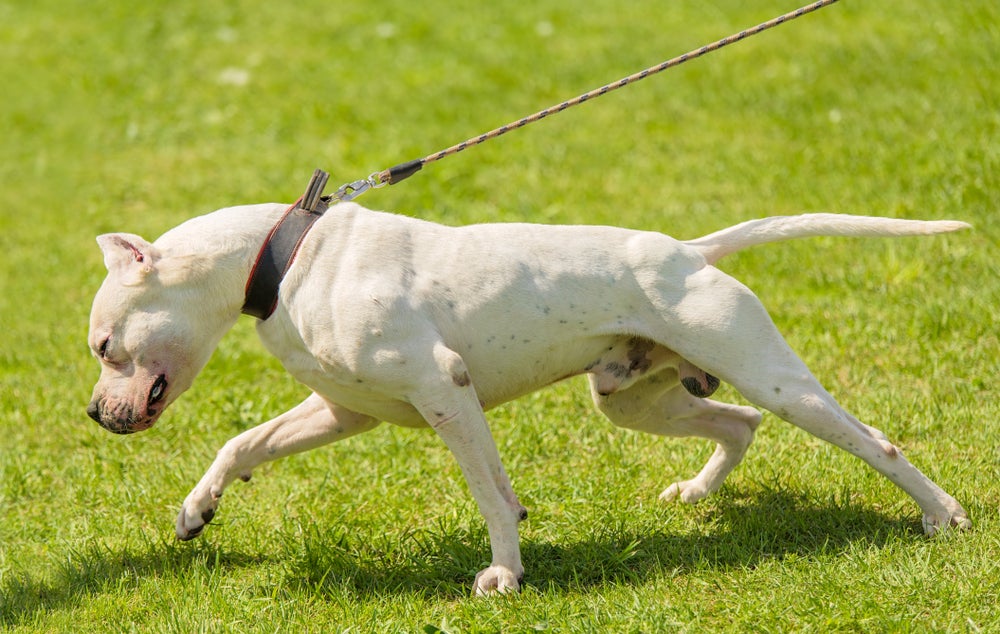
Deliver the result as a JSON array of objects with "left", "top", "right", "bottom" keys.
[
  {"left": 133, "top": 373, "right": 169, "bottom": 429},
  {"left": 87, "top": 374, "right": 169, "bottom": 434}
]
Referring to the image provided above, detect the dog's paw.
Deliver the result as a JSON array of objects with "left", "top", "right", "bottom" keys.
[
  {"left": 176, "top": 487, "right": 221, "bottom": 541},
  {"left": 659, "top": 480, "right": 710, "bottom": 504},
  {"left": 473, "top": 564, "right": 523, "bottom": 597},
  {"left": 921, "top": 510, "right": 972, "bottom": 536}
]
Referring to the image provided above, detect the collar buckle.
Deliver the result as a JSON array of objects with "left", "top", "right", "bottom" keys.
[{"left": 241, "top": 169, "right": 332, "bottom": 320}]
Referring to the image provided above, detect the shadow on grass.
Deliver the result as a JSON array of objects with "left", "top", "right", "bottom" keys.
[
  {"left": 0, "top": 490, "right": 917, "bottom": 624},
  {"left": 0, "top": 536, "right": 272, "bottom": 628},
  {"left": 523, "top": 488, "right": 917, "bottom": 592},
  {"left": 263, "top": 488, "right": 919, "bottom": 600}
]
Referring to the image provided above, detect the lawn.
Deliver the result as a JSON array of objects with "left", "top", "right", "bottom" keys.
[{"left": 1, "top": 0, "right": 998, "bottom": 631}]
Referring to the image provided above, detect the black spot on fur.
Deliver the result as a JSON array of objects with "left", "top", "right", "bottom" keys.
[
  {"left": 682, "top": 373, "right": 721, "bottom": 398},
  {"left": 604, "top": 362, "right": 629, "bottom": 379}
]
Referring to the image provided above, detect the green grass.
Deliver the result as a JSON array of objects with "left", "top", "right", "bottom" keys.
[{"left": 2, "top": 0, "right": 998, "bottom": 631}]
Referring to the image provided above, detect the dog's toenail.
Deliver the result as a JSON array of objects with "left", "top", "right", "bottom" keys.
[{"left": 180, "top": 525, "right": 202, "bottom": 541}]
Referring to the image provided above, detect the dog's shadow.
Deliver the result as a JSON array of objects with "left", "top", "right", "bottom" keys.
[
  {"left": 522, "top": 489, "right": 915, "bottom": 591},
  {"left": 0, "top": 490, "right": 914, "bottom": 624},
  {"left": 395, "top": 488, "right": 915, "bottom": 596}
]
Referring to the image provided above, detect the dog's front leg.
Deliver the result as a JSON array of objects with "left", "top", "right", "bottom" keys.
[
  {"left": 176, "top": 392, "right": 378, "bottom": 540},
  {"left": 412, "top": 344, "right": 526, "bottom": 596}
]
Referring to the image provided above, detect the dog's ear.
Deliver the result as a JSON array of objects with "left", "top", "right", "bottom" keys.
[{"left": 96, "top": 233, "right": 161, "bottom": 285}]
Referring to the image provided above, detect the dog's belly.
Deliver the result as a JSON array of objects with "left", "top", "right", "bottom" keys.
[
  {"left": 285, "top": 334, "right": 623, "bottom": 428},
  {"left": 455, "top": 333, "right": 619, "bottom": 406},
  {"left": 265, "top": 316, "right": 658, "bottom": 428}
]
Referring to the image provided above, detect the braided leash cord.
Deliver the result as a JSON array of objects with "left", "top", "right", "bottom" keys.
[{"left": 332, "top": 0, "right": 841, "bottom": 201}]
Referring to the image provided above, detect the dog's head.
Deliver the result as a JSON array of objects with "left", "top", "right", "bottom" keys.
[{"left": 87, "top": 233, "right": 222, "bottom": 434}]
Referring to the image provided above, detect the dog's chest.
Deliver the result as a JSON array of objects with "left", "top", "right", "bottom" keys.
[{"left": 252, "top": 312, "right": 426, "bottom": 426}]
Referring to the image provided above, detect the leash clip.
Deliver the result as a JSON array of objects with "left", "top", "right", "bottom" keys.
[{"left": 330, "top": 172, "right": 387, "bottom": 203}]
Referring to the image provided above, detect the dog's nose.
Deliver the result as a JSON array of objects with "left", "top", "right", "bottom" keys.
[{"left": 86, "top": 400, "right": 102, "bottom": 423}]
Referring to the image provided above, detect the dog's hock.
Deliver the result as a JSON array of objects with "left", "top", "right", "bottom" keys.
[{"left": 877, "top": 439, "right": 899, "bottom": 459}]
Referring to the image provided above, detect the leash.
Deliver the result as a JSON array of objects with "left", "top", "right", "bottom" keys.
[
  {"left": 328, "top": 0, "right": 843, "bottom": 203},
  {"left": 245, "top": 0, "right": 843, "bottom": 319}
]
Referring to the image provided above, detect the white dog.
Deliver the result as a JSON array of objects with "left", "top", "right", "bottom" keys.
[{"left": 87, "top": 200, "right": 971, "bottom": 595}]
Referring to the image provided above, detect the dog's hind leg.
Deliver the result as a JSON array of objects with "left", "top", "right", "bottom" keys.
[
  {"left": 591, "top": 371, "right": 762, "bottom": 503},
  {"left": 643, "top": 264, "right": 970, "bottom": 534},
  {"left": 745, "top": 381, "right": 971, "bottom": 535},
  {"left": 176, "top": 392, "right": 379, "bottom": 540}
]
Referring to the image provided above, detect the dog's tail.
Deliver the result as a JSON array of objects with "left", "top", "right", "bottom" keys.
[{"left": 685, "top": 213, "right": 971, "bottom": 265}]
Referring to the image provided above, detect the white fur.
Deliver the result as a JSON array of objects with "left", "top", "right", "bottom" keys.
[{"left": 87, "top": 203, "right": 971, "bottom": 595}]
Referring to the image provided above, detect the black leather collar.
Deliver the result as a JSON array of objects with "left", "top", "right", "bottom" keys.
[{"left": 242, "top": 170, "right": 330, "bottom": 320}]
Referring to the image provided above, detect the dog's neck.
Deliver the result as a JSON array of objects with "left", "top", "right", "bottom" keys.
[
  {"left": 242, "top": 201, "right": 328, "bottom": 320},
  {"left": 154, "top": 203, "right": 293, "bottom": 327}
]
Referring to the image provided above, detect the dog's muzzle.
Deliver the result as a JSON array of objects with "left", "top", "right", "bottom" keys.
[
  {"left": 86, "top": 399, "right": 146, "bottom": 435},
  {"left": 87, "top": 374, "right": 167, "bottom": 434}
]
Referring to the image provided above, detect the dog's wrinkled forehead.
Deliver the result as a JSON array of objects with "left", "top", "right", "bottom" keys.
[
  {"left": 89, "top": 279, "right": 175, "bottom": 370},
  {"left": 90, "top": 275, "right": 145, "bottom": 331}
]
